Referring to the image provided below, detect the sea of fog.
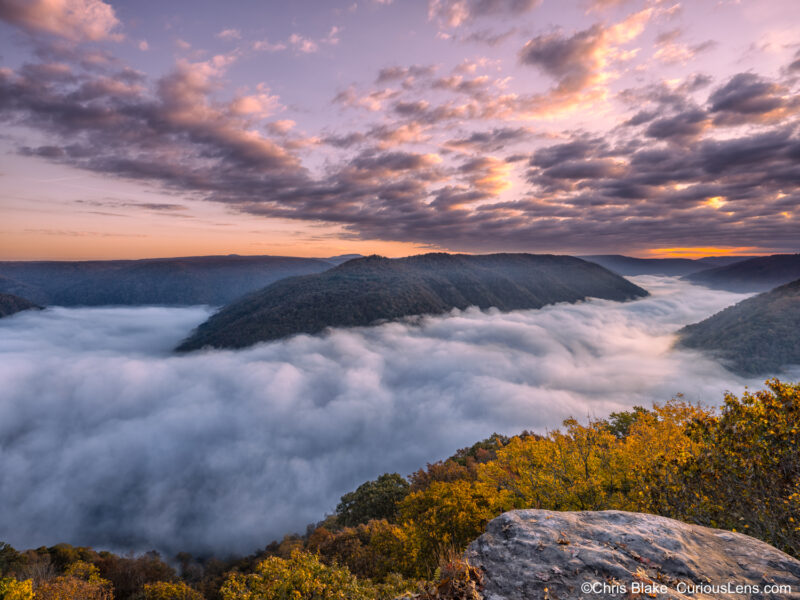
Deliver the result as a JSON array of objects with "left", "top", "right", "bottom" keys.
[{"left": 0, "top": 276, "right": 787, "bottom": 556}]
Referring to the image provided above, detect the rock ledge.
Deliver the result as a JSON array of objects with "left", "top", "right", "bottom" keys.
[{"left": 466, "top": 510, "right": 800, "bottom": 599}]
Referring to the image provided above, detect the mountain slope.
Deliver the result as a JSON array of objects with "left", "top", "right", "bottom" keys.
[
  {"left": 0, "top": 293, "right": 41, "bottom": 318},
  {"left": 695, "top": 255, "right": 759, "bottom": 268},
  {"left": 0, "top": 255, "right": 334, "bottom": 306},
  {"left": 177, "top": 253, "right": 648, "bottom": 351},
  {"left": 677, "top": 278, "right": 800, "bottom": 375},
  {"left": 579, "top": 254, "right": 711, "bottom": 276},
  {"left": 683, "top": 253, "right": 800, "bottom": 292}
]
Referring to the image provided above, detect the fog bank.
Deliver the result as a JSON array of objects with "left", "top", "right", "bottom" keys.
[{"left": 0, "top": 278, "right": 785, "bottom": 556}]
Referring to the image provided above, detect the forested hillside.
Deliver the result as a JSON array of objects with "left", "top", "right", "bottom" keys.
[
  {"left": 177, "top": 253, "right": 648, "bottom": 351},
  {"left": 678, "top": 279, "right": 800, "bottom": 375},
  {"left": 0, "top": 256, "right": 335, "bottom": 306},
  {"left": 2, "top": 380, "right": 798, "bottom": 599},
  {"left": 580, "top": 254, "right": 710, "bottom": 276},
  {"left": 683, "top": 254, "right": 800, "bottom": 292},
  {"left": 0, "top": 293, "right": 40, "bottom": 318}
]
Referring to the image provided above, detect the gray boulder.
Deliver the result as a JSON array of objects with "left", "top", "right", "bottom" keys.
[{"left": 466, "top": 510, "right": 800, "bottom": 599}]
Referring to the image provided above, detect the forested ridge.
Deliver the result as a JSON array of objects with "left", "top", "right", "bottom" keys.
[
  {"left": 683, "top": 253, "right": 800, "bottom": 292},
  {"left": 177, "top": 253, "right": 647, "bottom": 351},
  {"left": 2, "top": 380, "right": 798, "bottom": 599},
  {"left": 0, "top": 256, "right": 334, "bottom": 307},
  {"left": 678, "top": 278, "right": 800, "bottom": 375},
  {"left": 0, "top": 293, "right": 40, "bottom": 318}
]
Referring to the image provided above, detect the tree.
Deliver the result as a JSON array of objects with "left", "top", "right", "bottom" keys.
[
  {"left": 335, "top": 473, "right": 410, "bottom": 527},
  {"left": 95, "top": 551, "right": 176, "bottom": 600},
  {"left": 398, "top": 480, "right": 513, "bottom": 576},
  {"left": 604, "top": 406, "right": 652, "bottom": 439},
  {"left": 141, "top": 581, "right": 202, "bottom": 600},
  {"left": 651, "top": 380, "right": 800, "bottom": 556},
  {"left": 479, "top": 400, "right": 708, "bottom": 514},
  {"left": 0, "top": 545, "right": 23, "bottom": 579},
  {"left": 33, "top": 561, "right": 114, "bottom": 600},
  {"left": 220, "top": 550, "right": 374, "bottom": 600},
  {"left": 0, "top": 578, "right": 34, "bottom": 600}
]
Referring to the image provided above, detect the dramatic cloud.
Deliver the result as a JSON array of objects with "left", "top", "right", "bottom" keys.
[
  {"left": 0, "top": 278, "right": 788, "bottom": 556},
  {"left": 0, "top": 1, "right": 798, "bottom": 256},
  {"left": 708, "top": 72, "right": 795, "bottom": 125},
  {"left": 519, "top": 8, "right": 652, "bottom": 98},
  {"left": 0, "top": 0, "right": 122, "bottom": 42},
  {"left": 428, "top": 0, "right": 540, "bottom": 28}
]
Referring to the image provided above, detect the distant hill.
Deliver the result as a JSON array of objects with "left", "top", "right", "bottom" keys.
[
  {"left": 0, "top": 293, "right": 41, "bottom": 318},
  {"left": 683, "top": 254, "right": 800, "bottom": 292},
  {"left": 579, "top": 255, "right": 710, "bottom": 276},
  {"left": 177, "top": 253, "right": 648, "bottom": 351},
  {"left": 321, "top": 254, "right": 363, "bottom": 265},
  {"left": 677, "top": 278, "right": 800, "bottom": 375},
  {"left": 0, "top": 255, "right": 335, "bottom": 306},
  {"left": 695, "top": 255, "right": 759, "bottom": 268}
]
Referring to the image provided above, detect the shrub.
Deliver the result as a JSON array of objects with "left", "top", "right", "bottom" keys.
[{"left": 219, "top": 550, "right": 374, "bottom": 600}]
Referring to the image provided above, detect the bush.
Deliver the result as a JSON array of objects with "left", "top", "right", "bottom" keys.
[
  {"left": 0, "top": 578, "right": 34, "bottom": 600},
  {"left": 141, "top": 581, "right": 203, "bottom": 600},
  {"left": 219, "top": 550, "right": 374, "bottom": 600}
]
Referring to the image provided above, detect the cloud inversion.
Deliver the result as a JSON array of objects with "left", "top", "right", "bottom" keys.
[{"left": 0, "top": 278, "right": 787, "bottom": 556}]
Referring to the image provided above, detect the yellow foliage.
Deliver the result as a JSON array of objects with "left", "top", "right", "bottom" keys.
[
  {"left": 657, "top": 379, "right": 800, "bottom": 556},
  {"left": 219, "top": 550, "right": 374, "bottom": 600},
  {"left": 142, "top": 581, "right": 202, "bottom": 600},
  {"left": 63, "top": 561, "right": 102, "bottom": 583},
  {"left": 398, "top": 480, "right": 513, "bottom": 577},
  {"left": 479, "top": 400, "right": 709, "bottom": 513},
  {"left": 0, "top": 578, "right": 34, "bottom": 600},
  {"left": 36, "top": 575, "right": 113, "bottom": 600}
]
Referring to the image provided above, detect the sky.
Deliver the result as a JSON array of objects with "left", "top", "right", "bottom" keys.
[
  {"left": 1, "top": 276, "right": 789, "bottom": 555},
  {"left": 0, "top": 0, "right": 798, "bottom": 260}
]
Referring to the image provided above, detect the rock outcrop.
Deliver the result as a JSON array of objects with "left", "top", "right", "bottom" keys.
[{"left": 466, "top": 510, "right": 800, "bottom": 600}]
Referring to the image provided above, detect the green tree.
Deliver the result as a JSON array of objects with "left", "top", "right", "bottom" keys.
[
  {"left": 335, "top": 474, "right": 410, "bottom": 527},
  {"left": 0, "top": 544, "right": 23, "bottom": 578}
]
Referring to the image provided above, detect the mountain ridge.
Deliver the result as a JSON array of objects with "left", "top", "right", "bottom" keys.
[
  {"left": 579, "top": 254, "right": 759, "bottom": 276},
  {"left": 677, "top": 278, "right": 800, "bottom": 375},
  {"left": 683, "top": 253, "right": 800, "bottom": 292},
  {"left": 0, "top": 293, "right": 41, "bottom": 318},
  {"left": 0, "top": 255, "right": 335, "bottom": 306},
  {"left": 177, "top": 252, "right": 648, "bottom": 351}
]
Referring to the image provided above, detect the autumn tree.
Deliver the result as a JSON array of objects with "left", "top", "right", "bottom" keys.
[
  {"left": 36, "top": 561, "right": 113, "bottom": 600},
  {"left": 141, "top": 581, "right": 202, "bottom": 600},
  {"left": 219, "top": 550, "right": 374, "bottom": 600},
  {"left": 398, "top": 480, "right": 513, "bottom": 576},
  {"left": 650, "top": 380, "right": 800, "bottom": 556},
  {"left": 0, "top": 578, "right": 34, "bottom": 600}
]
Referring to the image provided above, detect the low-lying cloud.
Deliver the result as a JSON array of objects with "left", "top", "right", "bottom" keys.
[{"left": 0, "top": 278, "right": 793, "bottom": 557}]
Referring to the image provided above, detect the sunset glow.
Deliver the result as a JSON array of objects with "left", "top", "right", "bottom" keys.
[
  {"left": 645, "top": 247, "right": 769, "bottom": 259},
  {"left": 1, "top": 0, "right": 798, "bottom": 259}
]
